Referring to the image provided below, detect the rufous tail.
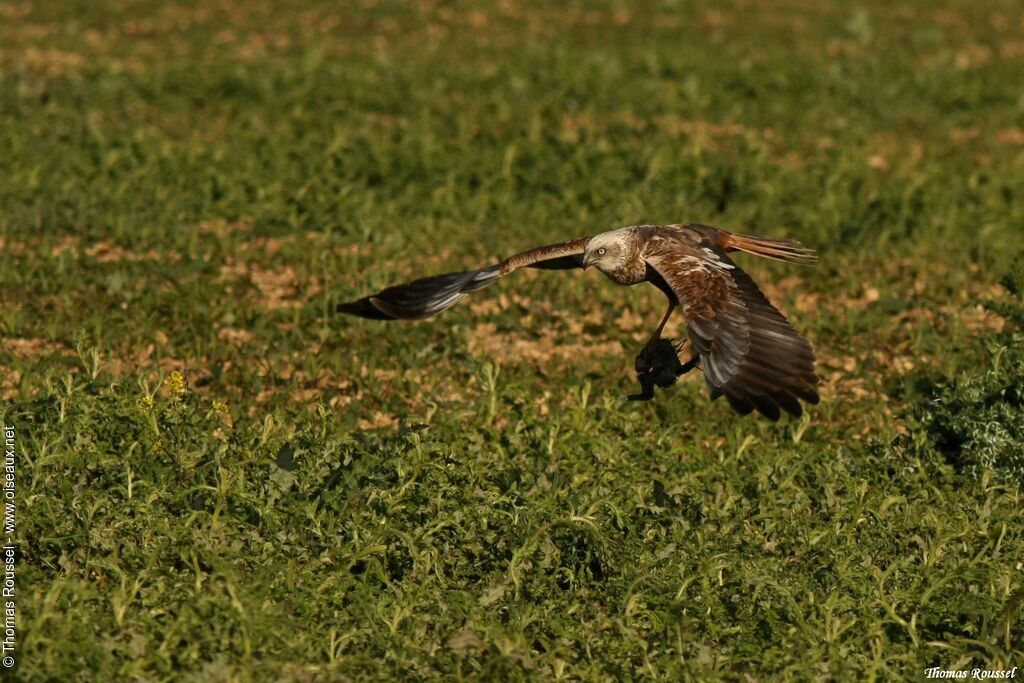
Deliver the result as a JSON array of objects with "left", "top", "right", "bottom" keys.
[{"left": 723, "top": 232, "right": 817, "bottom": 265}]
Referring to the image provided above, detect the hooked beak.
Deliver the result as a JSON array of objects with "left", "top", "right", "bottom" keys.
[{"left": 582, "top": 253, "right": 593, "bottom": 269}]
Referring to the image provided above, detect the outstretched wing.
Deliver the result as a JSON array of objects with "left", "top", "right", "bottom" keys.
[
  {"left": 337, "top": 237, "right": 590, "bottom": 320},
  {"left": 644, "top": 233, "right": 819, "bottom": 420}
]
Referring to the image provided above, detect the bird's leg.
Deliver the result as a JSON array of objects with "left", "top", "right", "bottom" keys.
[{"left": 642, "top": 299, "right": 678, "bottom": 352}]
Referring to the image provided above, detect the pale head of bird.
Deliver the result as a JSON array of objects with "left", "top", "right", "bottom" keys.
[{"left": 582, "top": 229, "right": 634, "bottom": 275}]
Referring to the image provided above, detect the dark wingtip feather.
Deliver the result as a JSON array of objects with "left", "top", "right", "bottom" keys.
[
  {"left": 336, "top": 298, "right": 394, "bottom": 320},
  {"left": 771, "top": 390, "right": 804, "bottom": 418},
  {"left": 794, "top": 381, "right": 821, "bottom": 405},
  {"left": 724, "top": 393, "right": 756, "bottom": 415},
  {"left": 750, "top": 394, "right": 782, "bottom": 421},
  {"left": 337, "top": 266, "right": 504, "bottom": 322}
]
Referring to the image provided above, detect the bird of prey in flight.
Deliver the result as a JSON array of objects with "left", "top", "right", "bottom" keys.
[{"left": 338, "top": 223, "right": 820, "bottom": 420}]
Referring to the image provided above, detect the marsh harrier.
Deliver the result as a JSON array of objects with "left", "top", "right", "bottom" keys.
[{"left": 338, "top": 224, "right": 820, "bottom": 420}]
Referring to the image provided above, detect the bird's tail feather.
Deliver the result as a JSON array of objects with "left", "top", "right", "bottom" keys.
[
  {"left": 723, "top": 232, "right": 817, "bottom": 265},
  {"left": 337, "top": 266, "right": 502, "bottom": 320}
]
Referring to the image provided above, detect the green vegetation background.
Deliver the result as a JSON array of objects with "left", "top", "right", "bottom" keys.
[{"left": 3, "top": 0, "right": 1023, "bottom": 679}]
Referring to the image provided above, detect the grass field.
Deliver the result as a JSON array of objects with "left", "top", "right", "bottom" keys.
[{"left": 4, "top": 0, "right": 1024, "bottom": 679}]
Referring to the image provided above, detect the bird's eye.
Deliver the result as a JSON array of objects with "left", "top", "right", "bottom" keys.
[{"left": 597, "top": 247, "right": 607, "bottom": 256}]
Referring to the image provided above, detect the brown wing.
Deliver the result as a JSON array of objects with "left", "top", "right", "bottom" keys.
[
  {"left": 337, "top": 237, "right": 590, "bottom": 320},
  {"left": 644, "top": 234, "right": 819, "bottom": 420}
]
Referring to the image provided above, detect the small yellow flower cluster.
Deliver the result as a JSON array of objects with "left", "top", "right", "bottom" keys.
[
  {"left": 166, "top": 371, "right": 187, "bottom": 397},
  {"left": 136, "top": 395, "right": 154, "bottom": 412},
  {"left": 212, "top": 400, "right": 229, "bottom": 416}
]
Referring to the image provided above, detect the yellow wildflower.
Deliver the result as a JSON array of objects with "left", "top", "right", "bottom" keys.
[{"left": 167, "top": 370, "right": 186, "bottom": 397}]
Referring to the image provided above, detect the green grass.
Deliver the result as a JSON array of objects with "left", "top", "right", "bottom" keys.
[{"left": 4, "top": 0, "right": 1024, "bottom": 679}]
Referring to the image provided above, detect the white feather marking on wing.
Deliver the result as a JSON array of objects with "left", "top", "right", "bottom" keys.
[
  {"left": 473, "top": 267, "right": 500, "bottom": 281},
  {"left": 427, "top": 292, "right": 466, "bottom": 313},
  {"left": 702, "top": 247, "right": 735, "bottom": 269},
  {"left": 675, "top": 254, "right": 710, "bottom": 275}
]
